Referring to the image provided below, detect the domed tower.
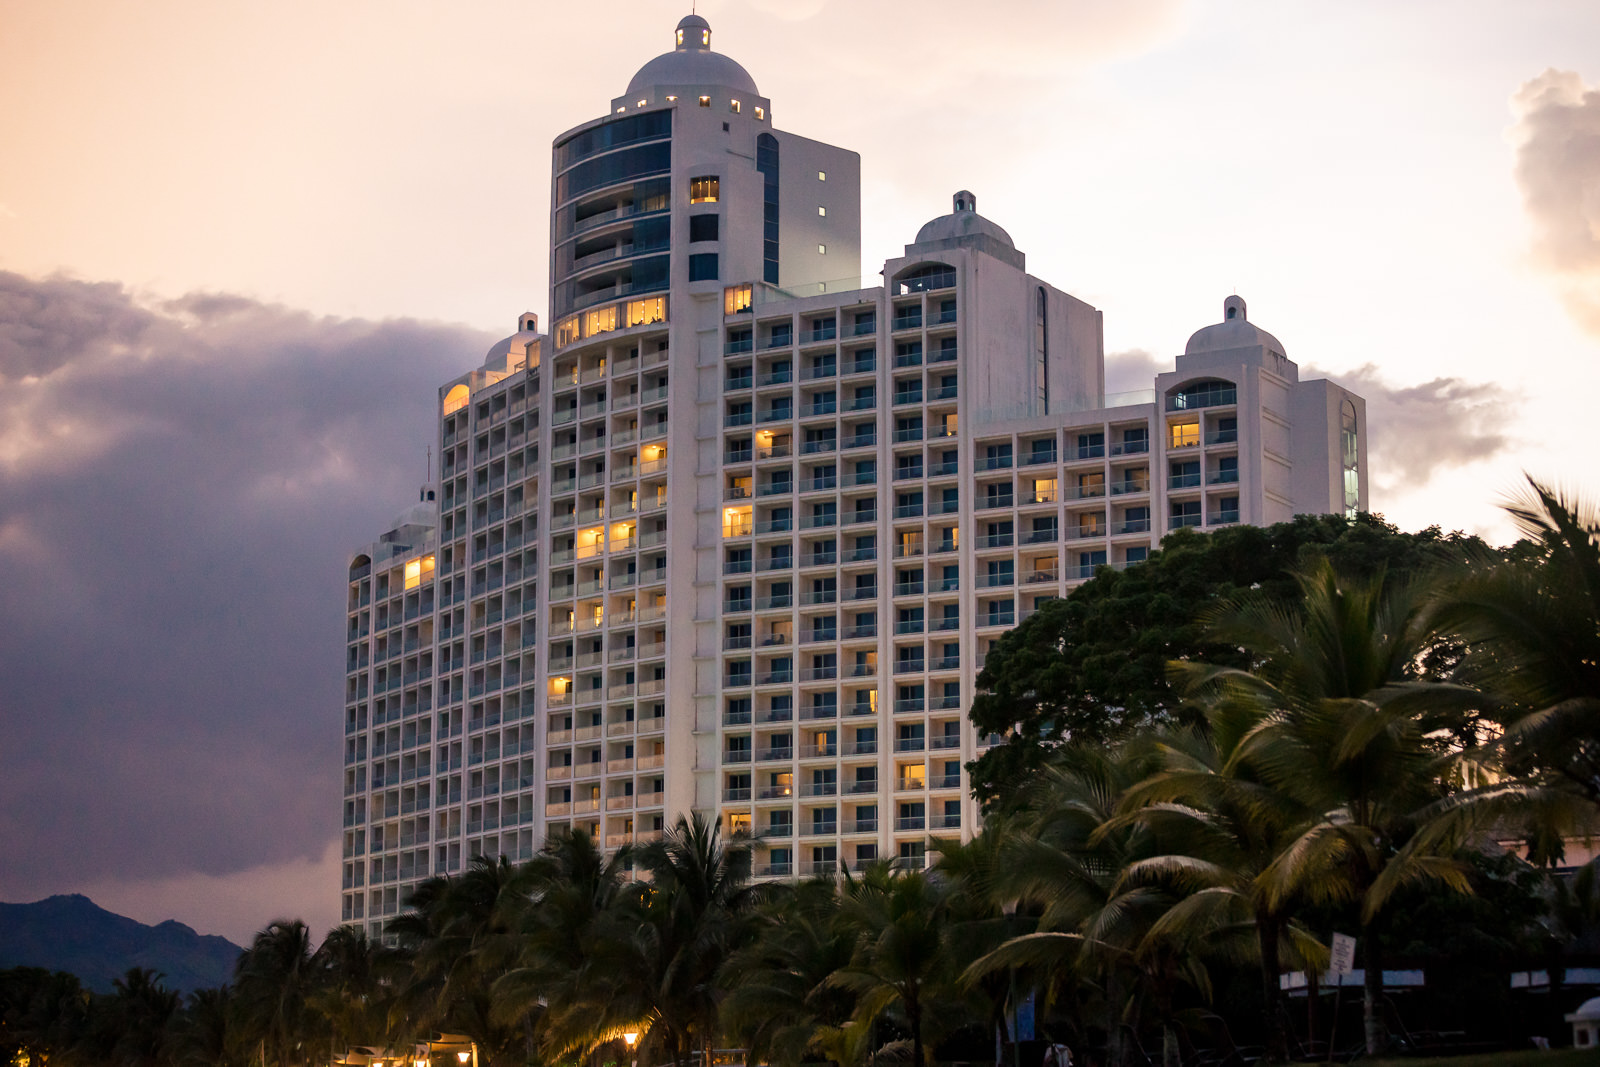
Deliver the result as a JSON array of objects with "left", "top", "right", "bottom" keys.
[{"left": 548, "top": 13, "right": 861, "bottom": 347}]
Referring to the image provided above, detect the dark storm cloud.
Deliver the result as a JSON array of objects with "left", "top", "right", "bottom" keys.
[
  {"left": 1317, "top": 364, "right": 1519, "bottom": 490},
  {"left": 1511, "top": 69, "right": 1600, "bottom": 335},
  {"left": 0, "top": 271, "right": 497, "bottom": 896}
]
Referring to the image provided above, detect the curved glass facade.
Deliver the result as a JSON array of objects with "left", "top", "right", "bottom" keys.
[
  {"left": 555, "top": 110, "right": 671, "bottom": 171},
  {"left": 556, "top": 141, "right": 672, "bottom": 205}
]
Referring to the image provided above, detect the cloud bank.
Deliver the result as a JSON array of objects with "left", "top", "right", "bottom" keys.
[
  {"left": 1511, "top": 69, "right": 1600, "bottom": 336},
  {"left": 0, "top": 271, "right": 496, "bottom": 937}
]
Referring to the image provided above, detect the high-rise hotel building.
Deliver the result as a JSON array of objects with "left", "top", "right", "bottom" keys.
[{"left": 341, "top": 15, "right": 1368, "bottom": 933}]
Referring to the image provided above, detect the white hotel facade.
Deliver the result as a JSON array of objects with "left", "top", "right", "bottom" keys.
[{"left": 340, "top": 15, "right": 1368, "bottom": 933}]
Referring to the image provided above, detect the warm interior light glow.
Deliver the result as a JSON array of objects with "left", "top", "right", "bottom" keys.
[
  {"left": 625, "top": 296, "right": 666, "bottom": 327},
  {"left": 457, "top": 1055, "right": 470, "bottom": 1064},
  {"left": 690, "top": 175, "right": 719, "bottom": 203},
  {"left": 1169, "top": 420, "right": 1200, "bottom": 448},
  {"left": 442, "top": 383, "right": 470, "bottom": 415},
  {"left": 623, "top": 1032, "right": 640, "bottom": 1048},
  {"left": 723, "top": 505, "right": 752, "bottom": 536},
  {"left": 723, "top": 283, "right": 752, "bottom": 314},
  {"left": 552, "top": 676, "right": 571, "bottom": 694}
]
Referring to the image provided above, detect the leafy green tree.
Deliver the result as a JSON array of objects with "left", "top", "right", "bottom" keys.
[
  {"left": 0, "top": 967, "right": 90, "bottom": 1067},
  {"left": 968, "top": 515, "right": 1493, "bottom": 808}
]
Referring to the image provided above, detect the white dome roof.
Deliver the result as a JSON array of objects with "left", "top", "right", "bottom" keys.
[
  {"left": 1184, "top": 296, "right": 1285, "bottom": 356},
  {"left": 914, "top": 189, "right": 1016, "bottom": 249},
  {"left": 627, "top": 15, "right": 758, "bottom": 96}
]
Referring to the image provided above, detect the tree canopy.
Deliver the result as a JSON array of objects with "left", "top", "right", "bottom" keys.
[{"left": 966, "top": 514, "right": 1497, "bottom": 808}]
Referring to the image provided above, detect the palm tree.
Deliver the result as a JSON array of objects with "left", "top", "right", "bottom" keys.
[
  {"left": 719, "top": 877, "right": 859, "bottom": 1067},
  {"left": 491, "top": 828, "right": 634, "bottom": 1060},
  {"left": 829, "top": 863, "right": 962, "bottom": 1067},
  {"left": 387, "top": 856, "right": 536, "bottom": 1067},
  {"left": 234, "top": 920, "right": 322, "bottom": 1067},
  {"left": 1439, "top": 477, "right": 1600, "bottom": 815},
  {"left": 1175, "top": 556, "right": 1484, "bottom": 1057},
  {"left": 625, "top": 812, "right": 759, "bottom": 1067},
  {"left": 966, "top": 743, "right": 1206, "bottom": 1067},
  {"left": 311, "top": 926, "right": 391, "bottom": 1056},
  {"left": 170, "top": 986, "right": 246, "bottom": 1067},
  {"left": 1105, "top": 718, "right": 1323, "bottom": 1063}
]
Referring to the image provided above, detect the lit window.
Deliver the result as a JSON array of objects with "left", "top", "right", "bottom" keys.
[
  {"left": 677, "top": 29, "right": 684, "bottom": 46},
  {"left": 616, "top": 106, "right": 626, "bottom": 114},
  {"left": 818, "top": 170, "right": 826, "bottom": 181},
  {"left": 818, "top": 206, "right": 827, "bottom": 216},
  {"left": 698, "top": 95, "right": 711, "bottom": 108},
  {"left": 625, "top": 296, "right": 667, "bottom": 327},
  {"left": 754, "top": 106, "right": 765, "bottom": 120},
  {"left": 636, "top": 99, "right": 646, "bottom": 107},
  {"left": 1033, "top": 478, "right": 1058, "bottom": 504},
  {"left": 555, "top": 316, "right": 580, "bottom": 348},
  {"left": 583, "top": 305, "right": 618, "bottom": 337},
  {"left": 1169, "top": 420, "right": 1200, "bottom": 448},
  {"left": 666, "top": 95, "right": 677, "bottom": 102},
  {"left": 730, "top": 99, "right": 741, "bottom": 113},
  {"left": 690, "top": 175, "right": 719, "bottom": 203},
  {"left": 899, "top": 763, "right": 926, "bottom": 788},
  {"left": 724, "top": 506, "right": 752, "bottom": 537},
  {"left": 442, "top": 383, "right": 470, "bottom": 415},
  {"left": 724, "top": 284, "right": 753, "bottom": 315},
  {"left": 818, "top": 244, "right": 827, "bottom": 255},
  {"left": 403, "top": 555, "right": 435, "bottom": 590}
]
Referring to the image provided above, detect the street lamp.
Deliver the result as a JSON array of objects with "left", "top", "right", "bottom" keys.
[
  {"left": 623, "top": 1031, "right": 639, "bottom": 1067},
  {"left": 457, "top": 1055, "right": 470, "bottom": 1065}
]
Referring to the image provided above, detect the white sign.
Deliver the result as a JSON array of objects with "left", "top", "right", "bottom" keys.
[{"left": 1329, "top": 932, "right": 1357, "bottom": 975}]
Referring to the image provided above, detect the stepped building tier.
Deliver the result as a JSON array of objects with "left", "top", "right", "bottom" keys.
[{"left": 340, "top": 15, "right": 1367, "bottom": 932}]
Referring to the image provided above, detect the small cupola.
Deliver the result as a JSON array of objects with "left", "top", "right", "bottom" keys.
[
  {"left": 676, "top": 13, "right": 711, "bottom": 51},
  {"left": 953, "top": 190, "right": 977, "bottom": 213},
  {"left": 1223, "top": 295, "right": 1247, "bottom": 321}
]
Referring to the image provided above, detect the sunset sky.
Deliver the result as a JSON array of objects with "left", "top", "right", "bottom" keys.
[{"left": 2, "top": 0, "right": 1598, "bottom": 944}]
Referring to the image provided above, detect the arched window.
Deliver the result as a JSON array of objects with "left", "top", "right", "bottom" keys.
[
  {"left": 1165, "top": 378, "right": 1236, "bottom": 411},
  {"left": 443, "top": 384, "right": 470, "bottom": 416},
  {"left": 895, "top": 262, "right": 956, "bottom": 294},
  {"left": 1341, "top": 399, "right": 1360, "bottom": 518},
  {"left": 349, "top": 554, "right": 372, "bottom": 582}
]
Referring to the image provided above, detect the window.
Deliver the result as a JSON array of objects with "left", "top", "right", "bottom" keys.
[
  {"left": 688, "top": 253, "right": 719, "bottom": 281},
  {"left": 698, "top": 95, "right": 711, "bottom": 108},
  {"left": 730, "top": 99, "right": 741, "bottom": 113},
  {"left": 818, "top": 170, "right": 827, "bottom": 181},
  {"left": 1169, "top": 420, "right": 1200, "bottom": 448},
  {"left": 689, "top": 214, "right": 719, "bottom": 242},
  {"left": 689, "top": 175, "right": 719, "bottom": 203},
  {"left": 818, "top": 244, "right": 827, "bottom": 255},
  {"left": 755, "top": 106, "right": 765, "bottom": 120},
  {"left": 724, "top": 284, "right": 753, "bottom": 314},
  {"left": 818, "top": 206, "right": 827, "bottom": 217}
]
